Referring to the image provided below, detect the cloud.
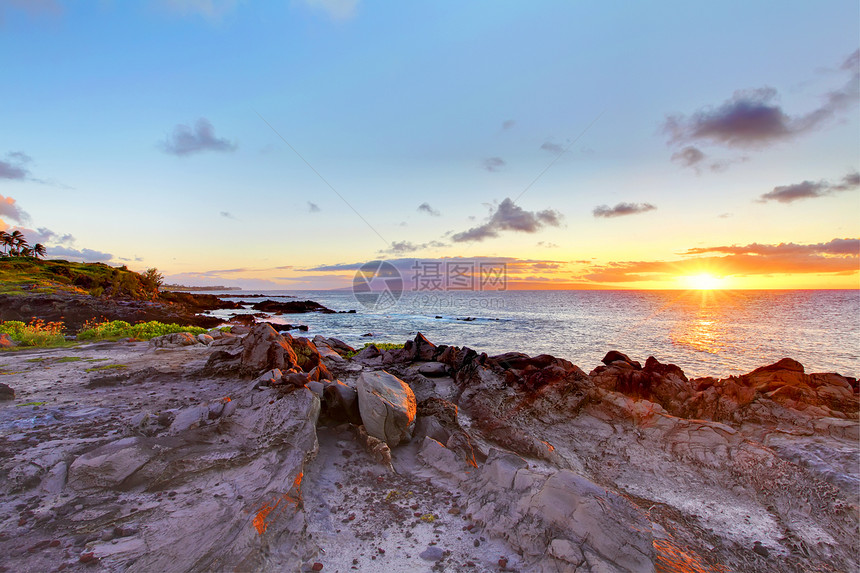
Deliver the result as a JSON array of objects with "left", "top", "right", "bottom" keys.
[
  {"left": 593, "top": 202, "right": 656, "bottom": 218},
  {"left": 502, "top": 120, "right": 516, "bottom": 130},
  {"left": 300, "top": 0, "right": 358, "bottom": 19},
  {"left": 417, "top": 202, "right": 440, "bottom": 217},
  {"left": 452, "top": 198, "right": 562, "bottom": 243},
  {"left": 665, "top": 51, "right": 859, "bottom": 151},
  {"left": 540, "top": 141, "right": 564, "bottom": 154},
  {"left": 46, "top": 245, "right": 114, "bottom": 263},
  {"left": 7, "top": 226, "right": 73, "bottom": 245},
  {"left": 758, "top": 172, "right": 860, "bottom": 203},
  {"left": 0, "top": 195, "right": 30, "bottom": 224},
  {"left": 683, "top": 238, "right": 859, "bottom": 257},
  {"left": 0, "top": 151, "right": 31, "bottom": 180},
  {"left": 482, "top": 157, "right": 506, "bottom": 172},
  {"left": 670, "top": 146, "right": 705, "bottom": 168},
  {"left": 580, "top": 238, "right": 859, "bottom": 283},
  {"left": 160, "top": 118, "right": 237, "bottom": 156},
  {"left": 536, "top": 241, "right": 559, "bottom": 248},
  {"left": 219, "top": 211, "right": 237, "bottom": 219},
  {"left": 378, "top": 240, "right": 447, "bottom": 255},
  {"left": 308, "top": 201, "right": 321, "bottom": 213}
]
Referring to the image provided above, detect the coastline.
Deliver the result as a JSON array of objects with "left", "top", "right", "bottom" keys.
[{"left": 0, "top": 323, "right": 857, "bottom": 572}]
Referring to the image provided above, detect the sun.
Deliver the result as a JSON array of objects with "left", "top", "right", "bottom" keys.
[{"left": 684, "top": 273, "right": 725, "bottom": 290}]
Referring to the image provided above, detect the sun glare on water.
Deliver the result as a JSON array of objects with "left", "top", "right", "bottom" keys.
[{"left": 685, "top": 273, "right": 725, "bottom": 290}]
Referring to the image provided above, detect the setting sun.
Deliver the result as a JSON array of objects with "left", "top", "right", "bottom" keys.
[{"left": 684, "top": 273, "right": 726, "bottom": 290}]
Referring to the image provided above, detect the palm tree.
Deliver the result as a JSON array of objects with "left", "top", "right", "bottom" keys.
[
  {"left": 33, "top": 243, "right": 47, "bottom": 259},
  {"left": 0, "top": 231, "right": 12, "bottom": 256},
  {"left": 9, "top": 230, "right": 27, "bottom": 257}
]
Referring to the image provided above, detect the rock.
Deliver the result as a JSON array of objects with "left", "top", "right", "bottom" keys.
[
  {"left": 240, "top": 323, "right": 299, "bottom": 375},
  {"left": 353, "top": 345, "right": 380, "bottom": 360},
  {"left": 0, "top": 381, "right": 14, "bottom": 400},
  {"left": 197, "top": 333, "right": 214, "bottom": 345},
  {"left": 67, "top": 437, "right": 157, "bottom": 490},
  {"left": 418, "top": 362, "right": 449, "bottom": 377},
  {"left": 250, "top": 299, "right": 335, "bottom": 313},
  {"left": 149, "top": 332, "right": 199, "bottom": 348},
  {"left": 323, "top": 382, "right": 362, "bottom": 424},
  {"left": 601, "top": 350, "right": 641, "bottom": 369},
  {"left": 313, "top": 335, "right": 354, "bottom": 357},
  {"left": 419, "top": 546, "right": 445, "bottom": 561},
  {"left": 412, "top": 332, "right": 436, "bottom": 361},
  {"left": 308, "top": 363, "right": 333, "bottom": 382},
  {"left": 291, "top": 337, "right": 322, "bottom": 372},
  {"left": 356, "top": 371, "right": 417, "bottom": 446},
  {"left": 168, "top": 404, "right": 210, "bottom": 432}
]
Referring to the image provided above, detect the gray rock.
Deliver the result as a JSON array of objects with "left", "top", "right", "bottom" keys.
[
  {"left": 197, "top": 333, "right": 214, "bottom": 345},
  {"left": 356, "top": 371, "right": 417, "bottom": 446},
  {"left": 0, "top": 381, "right": 15, "bottom": 400},
  {"left": 67, "top": 437, "right": 157, "bottom": 490},
  {"left": 149, "top": 332, "right": 199, "bottom": 348},
  {"left": 418, "top": 362, "right": 449, "bottom": 377},
  {"left": 323, "top": 381, "right": 361, "bottom": 424},
  {"left": 169, "top": 405, "right": 210, "bottom": 433},
  {"left": 419, "top": 546, "right": 445, "bottom": 561}
]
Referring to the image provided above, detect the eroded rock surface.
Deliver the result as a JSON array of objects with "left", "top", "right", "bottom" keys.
[{"left": 0, "top": 331, "right": 856, "bottom": 573}]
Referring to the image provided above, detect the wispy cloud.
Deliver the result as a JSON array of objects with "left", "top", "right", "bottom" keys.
[
  {"left": 417, "top": 202, "right": 440, "bottom": 216},
  {"left": 451, "top": 198, "right": 562, "bottom": 243},
  {"left": 0, "top": 194, "right": 30, "bottom": 224},
  {"left": 665, "top": 50, "right": 859, "bottom": 151},
  {"left": 482, "top": 157, "right": 506, "bottom": 172},
  {"left": 540, "top": 141, "right": 564, "bottom": 154},
  {"left": 378, "top": 240, "right": 447, "bottom": 255},
  {"left": 593, "top": 202, "right": 656, "bottom": 218},
  {"left": 501, "top": 119, "right": 516, "bottom": 130},
  {"left": 160, "top": 118, "right": 237, "bottom": 156},
  {"left": 219, "top": 211, "right": 237, "bottom": 219},
  {"left": 683, "top": 238, "right": 859, "bottom": 257},
  {"left": 308, "top": 201, "right": 321, "bottom": 213},
  {"left": 758, "top": 172, "right": 860, "bottom": 203},
  {"left": 46, "top": 245, "right": 113, "bottom": 263},
  {"left": 0, "top": 151, "right": 31, "bottom": 180}
]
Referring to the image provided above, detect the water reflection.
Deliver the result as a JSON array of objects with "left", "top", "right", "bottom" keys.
[{"left": 668, "top": 291, "right": 729, "bottom": 355}]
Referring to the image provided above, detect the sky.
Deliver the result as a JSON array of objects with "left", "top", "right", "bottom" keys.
[{"left": 1, "top": 0, "right": 858, "bottom": 290}]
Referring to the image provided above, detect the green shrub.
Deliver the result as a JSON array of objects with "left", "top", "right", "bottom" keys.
[
  {"left": 0, "top": 320, "right": 67, "bottom": 347},
  {"left": 344, "top": 342, "right": 405, "bottom": 358},
  {"left": 77, "top": 319, "right": 206, "bottom": 341}
]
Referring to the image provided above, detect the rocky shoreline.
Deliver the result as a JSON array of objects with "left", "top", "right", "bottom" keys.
[{"left": 0, "top": 325, "right": 857, "bottom": 572}]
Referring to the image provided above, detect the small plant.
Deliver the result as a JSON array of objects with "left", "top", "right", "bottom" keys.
[
  {"left": 16, "top": 401, "right": 46, "bottom": 407},
  {"left": 0, "top": 319, "right": 67, "bottom": 347},
  {"left": 56, "top": 356, "right": 84, "bottom": 363},
  {"left": 344, "top": 342, "right": 405, "bottom": 358},
  {"left": 85, "top": 363, "right": 128, "bottom": 373}
]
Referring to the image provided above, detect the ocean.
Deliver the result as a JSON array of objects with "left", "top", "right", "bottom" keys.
[{"left": 204, "top": 289, "right": 860, "bottom": 379}]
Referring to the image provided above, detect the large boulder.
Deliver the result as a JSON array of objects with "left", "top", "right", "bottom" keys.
[
  {"left": 149, "top": 332, "right": 200, "bottom": 348},
  {"left": 240, "top": 323, "right": 299, "bottom": 374},
  {"left": 356, "top": 371, "right": 417, "bottom": 446},
  {"left": 0, "top": 382, "right": 14, "bottom": 400}
]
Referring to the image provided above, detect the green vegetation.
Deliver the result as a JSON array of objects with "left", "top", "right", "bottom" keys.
[
  {"left": 56, "top": 356, "right": 84, "bottom": 363},
  {"left": 0, "top": 256, "right": 162, "bottom": 299},
  {"left": 85, "top": 363, "right": 128, "bottom": 373},
  {"left": 0, "top": 230, "right": 46, "bottom": 259},
  {"left": 344, "top": 342, "right": 405, "bottom": 358},
  {"left": 77, "top": 320, "right": 207, "bottom": 341},
  {"left": 0, "top": 320, "right": 67, "bottom": 347},
  {"left": 16, "top": 401, "right": 46, "bottom": 407}
]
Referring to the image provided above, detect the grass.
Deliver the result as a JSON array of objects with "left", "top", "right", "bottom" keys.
[
  {"left": 0, "top": 258, "right": 159, "bottom": 299},
  {"left": 0, "top": 318, "right": 207, "bottom": 350},
  {"left": 16, "top": 401, "right": 46, "bottom": 407},
  {"left": 56, "top": 356, "right": 84, "bottom": 363},
  {"left": 85, "top": 364, "right": 128, "bottom": 373},
  {"left": 344, "top": 342, "right": 405, "bottom": 358}
]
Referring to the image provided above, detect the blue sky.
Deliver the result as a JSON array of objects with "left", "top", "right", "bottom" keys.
[{"left": 1, "top": 0, "right": 858, "bottom": 289}]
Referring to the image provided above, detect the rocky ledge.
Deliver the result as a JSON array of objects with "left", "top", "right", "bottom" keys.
[
  {"left": 0, "top": 292, "right": 242, "bottom": 331},
  {"left": 0, "top": 327, "right": 856, "bottom": 573}
]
